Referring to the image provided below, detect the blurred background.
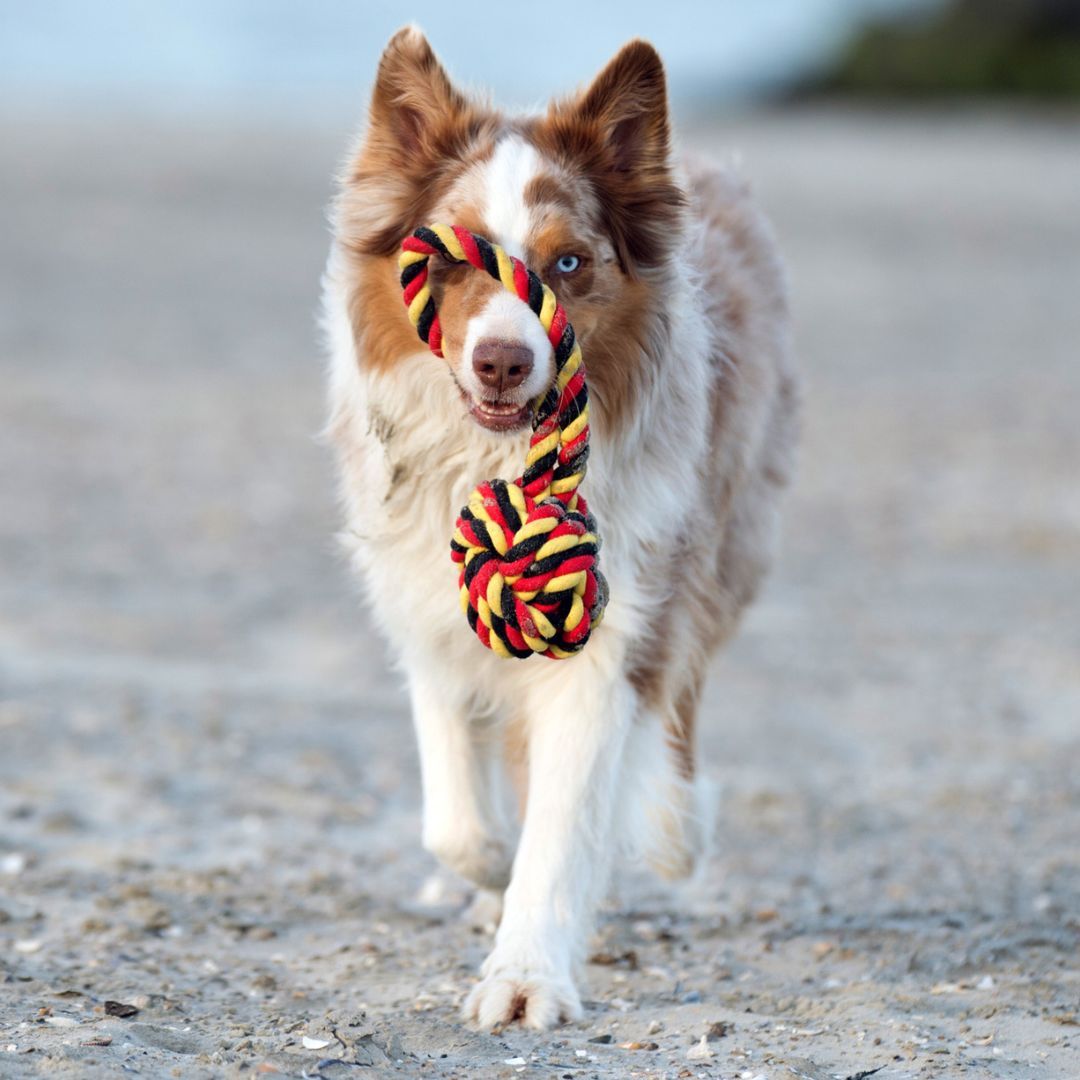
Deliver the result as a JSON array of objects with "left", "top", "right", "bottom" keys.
[
  {"left": 4, "top": 0, "right": 1080, "bottom": 112},
  {"left": 1, "top": 2, "right": 1078, "bottom": 1076}
]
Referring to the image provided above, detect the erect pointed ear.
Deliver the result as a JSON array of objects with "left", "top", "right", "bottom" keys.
[
  {"left": 367, "top": 26, "right": 472, "bottom": 161},
  {"left": 541, "top": 40, "right": 684, "bottom": 274},
  {"left": 340, "top": 28, "right": 489, "bottom": 256},
  {"left": 577, "top": 40, "right": 672, "bottom": 175}
]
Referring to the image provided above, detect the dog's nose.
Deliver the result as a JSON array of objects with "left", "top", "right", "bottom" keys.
[{"left": 472, "top": 338, "right": 533, "bottom": 393}]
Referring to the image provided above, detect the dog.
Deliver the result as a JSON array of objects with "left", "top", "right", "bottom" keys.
[{"left": 322, "top": 27, "right": 798, "bottom": 1030}]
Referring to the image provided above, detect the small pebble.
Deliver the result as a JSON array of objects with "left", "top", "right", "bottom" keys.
[
  {"left": 302, "top": 1036, "right": 331, "bottom": 1050},
  {"left": 1, "top": 853, "right": 27, "bottom": 875},
  {"left": 647, "top": 1019, "right": 664, "bottom": 1035},
  {"left": 104, "top": 1001, "right": 139, "bottom": 1018},
  {"left": 588, "top": 1034, "right": 613, "bottom": 1044},
  {"left": 687, "top": 1035, "right": 714, "bottom": 1061},
  {"left": 681, "top": 990, "right": 702, "bottom": 1004}
]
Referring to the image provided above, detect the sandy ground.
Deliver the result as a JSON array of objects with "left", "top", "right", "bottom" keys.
[{"left": 1, "top": 106, "right": 1078, "bottom": 1079}]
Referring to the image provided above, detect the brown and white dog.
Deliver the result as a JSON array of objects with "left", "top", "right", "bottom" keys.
[{"left": 323, "top": 27, "right": 798, "bottom": 1029}]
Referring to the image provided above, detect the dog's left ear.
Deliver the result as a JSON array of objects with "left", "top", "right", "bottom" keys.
[
  {"left": 542, "top": 41, "right": 685, "bottom": 274},
  {"left": 577, "top": 40, "right": 672, "bottom": 176}
]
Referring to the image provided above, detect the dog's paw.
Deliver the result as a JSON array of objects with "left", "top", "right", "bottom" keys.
[
  {"left": 462, "top": 887, "right": 503, "bottom": 932},
  {"left": 463, "top": 961, "right": 582, "bottom": 1031},
  {"left": 423, "top": 827, "right": 514, "bottom": 891}
]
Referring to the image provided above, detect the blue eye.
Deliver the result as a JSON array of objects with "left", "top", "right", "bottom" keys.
[{"left": 554, "top": 254, "right": 581, "bottom": 274}]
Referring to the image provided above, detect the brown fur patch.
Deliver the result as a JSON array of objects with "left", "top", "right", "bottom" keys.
[
  {"left": 525, "top": 222, "right": 597, "bottom": 299},
  {"left": 626, "top": 546, "right": 700, "bottom": 782},
  {"left": 570, "top": 278, "right": 667, "bottom": 439},
  {"left": 669, "top": 681, "right": 701, "bottom": 780},
  {"left": 525, "top": 41, "right": 686, "bottom": 276},
  {"left": 348, "top": 256, "right": 427, "bottom": 373},
  {"left": 523, "top": 174, "right": 576, "bottom": 211},
  {"left": 431, "top": 261, "right": 503, "bottom": 366}
]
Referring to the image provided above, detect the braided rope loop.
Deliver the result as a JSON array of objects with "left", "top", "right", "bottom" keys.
[{"left": 398, "top": 223, "right": 608, "bottom": 659}]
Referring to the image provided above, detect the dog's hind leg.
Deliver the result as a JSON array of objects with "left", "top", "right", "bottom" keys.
[{"left": 615, "top": 687, "right": 715, "bottom": 882}]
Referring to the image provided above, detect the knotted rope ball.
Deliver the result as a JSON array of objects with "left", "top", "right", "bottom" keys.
[{"left": 398, "top": 224, "right": 608, "bottom": 659}]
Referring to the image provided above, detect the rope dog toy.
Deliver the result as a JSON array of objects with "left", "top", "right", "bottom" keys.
[{"left": 398, "top": 224, "right": 608, "bottom": 659}]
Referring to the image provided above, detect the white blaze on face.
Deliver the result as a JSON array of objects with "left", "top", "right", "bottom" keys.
[
  {"left": 457, "top": 136, "right": 554, "bottom": 405},
  {"left": 483, "top": 136, "right": 541, "bottom": 255}
]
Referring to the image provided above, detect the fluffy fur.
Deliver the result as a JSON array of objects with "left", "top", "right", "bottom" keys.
[{"left": 323, "top": 27, "right": 799, "bottom": 1030}]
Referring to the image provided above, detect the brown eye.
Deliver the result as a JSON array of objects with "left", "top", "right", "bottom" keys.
[
  {"left": 553, "top": 254, "right": 582, "bottom": 274},
  {"left": 430, "top": 259, "right": 469, "bottom": 287}
]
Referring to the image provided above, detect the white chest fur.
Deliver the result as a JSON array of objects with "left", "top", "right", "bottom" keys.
[{"left": 322, "top": 244, "right": 715, "bottom": 710}]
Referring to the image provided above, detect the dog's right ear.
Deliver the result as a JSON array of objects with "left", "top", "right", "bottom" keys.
[
  {"left": 366, "top": 26, "right": 469, "bottom": 162},
  {"left": 339, "top": 28, "right": 482, "bottom": 256}
]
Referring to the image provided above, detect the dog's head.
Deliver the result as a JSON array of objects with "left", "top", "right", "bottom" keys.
[{"left": 338, "top": 27, "right": 685, "bottom": 434}]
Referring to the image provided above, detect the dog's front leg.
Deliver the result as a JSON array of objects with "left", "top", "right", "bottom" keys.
[
  {"left": 409, "top": 662, "right": 515, "bottom": 891},
  {"left": 464, "top": 653, "right": 634, "bottom": 1030}
]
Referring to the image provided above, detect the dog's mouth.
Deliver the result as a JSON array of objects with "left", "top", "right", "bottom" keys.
[{"left": 460, "top": 389, "right": 533, "bottom": 433}]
